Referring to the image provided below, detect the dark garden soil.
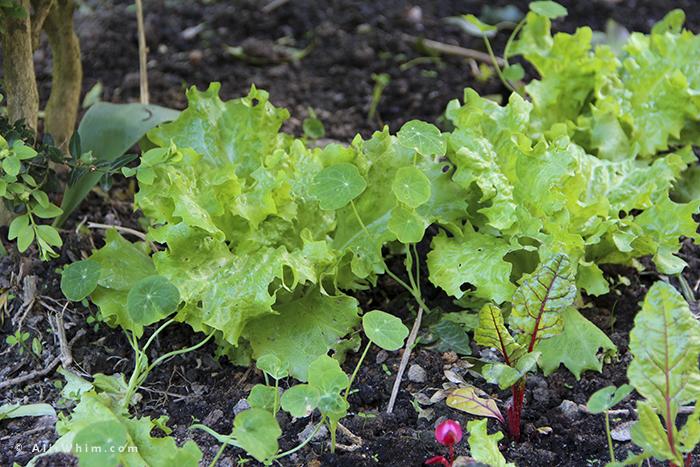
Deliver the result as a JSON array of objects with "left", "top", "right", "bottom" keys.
[{"left": 2, "top": 0, "right": 700, "bottom": 466}]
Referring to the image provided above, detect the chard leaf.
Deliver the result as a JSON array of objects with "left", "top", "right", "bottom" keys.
[
  {"left": 466, "top": 419, "right": 514, "bottom": 467},
  {"left": 537, "top": 307, "right": 616, "bottom": 378},
  {"left": 509, "top": 254, "right": 576, "bottom": 349},
  {"left": 474, "top": 304, "right": 525, "bottom": 365},
  {"left": 446, "top": 386, "right": 504, "bottom": 423},
  {"left": 627, "top": 282, "right": 700, "bottom": 463}
]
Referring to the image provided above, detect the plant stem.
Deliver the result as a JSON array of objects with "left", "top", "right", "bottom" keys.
[
  {"left": 272, "top": 417, "right": 326, "bottom": 460},
  {"left": 134, "top": 0, "right": 149, "bottom": 104},
  {"left": 503, "top": 18, "right": 526, "bottom": 65},
  {"left": 209, "top": 441, "right": 227, "bottom": 467},
  {"left": 605, "top": 411, "right": 616, "bottom": 463},
  {"left": 344, "top": 340, "right": 372, "bottom": 402},
  {"left": 508, "top": 380, "right": 526, "bottom": 441},
  {"left": 273, "top": 378, "right": 280, "bottom": 415},
  {"left": 482, "top": 36, "right": 517, "bottom": 95}
]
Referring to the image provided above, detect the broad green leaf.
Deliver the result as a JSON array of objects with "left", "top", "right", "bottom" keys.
[
  {"left": 247, "top": 384, "right": 277, "bottom": 411},
  {"left": 502, "top": 64, "right": 525, "bottom": 82},
  {"left": 678, "top": 402, "right": 700, "bottom": 455},
  {"left": 232, "top": 408, "right": 281, "bottom": 463},
  {"left": 427, "top": 229, "right": 515, "bottom": 304},
  {"left": 475, "top": 304, "right": 525, "bottom": 365},
  {"left": 307, "top": 355, "right": 348, "bottom": 397},
  {"left": 73, "top": 420, "right": 129, "bottom": 467},
  {"left": 467, "top": 419, "right": 514, "bottom": 467},
  {"left": 651, "top": 9, "right": 685, "bottom": 35},
  {"left": 255, "top": 354, "right": 289, "bottom": 380},
  {"left": 8, "top": 214, "right": 29, "bottom": 241},
  {"left": 362, "top": 310, "right": 409, "bottom": 351},
  {"left": 246, "top": 291, "right": 359, "bottom": 381},
  {"left": 3, "top": 155, "right": 20, "bottom": 176},
  {"left": 537, "top": 307, "right": 617, "bottom": 378},
  {"left": 57, "top": 102, "right": 180, "bottom": 226},
  {"left": 462, "top": 14, "right": 497, "bottom": 34},
  {"left": 446, "top": 386, "right": 503, "bottom": 423},
  {"left": 0, "top": 403, "right": 56, "bottom": 421},
  {"left": 126, "top": 275, "right": 180, "bottom": 327},
  {"left": 391, "top": 166, "right": 431, "bottom": 208},
  {"left": 630, "top": 402, "right": 679, "bottom": 464},
  {"left": 303, "top": 116, "right": 325, "bottom": 139},
  {"left": 482, "top": 352, "right": 539, "bottom": 389},
  {"left": 311, "top": 163, "right": 367, "bottom": 210},
  {"left": 509, "top": 254, "right": 576, "bottom": 349},
  {"left": 90, "top": 230, "right": 155, "bottom": 291},
  {"left": 61, "top": 259, "right": 101, "bottom": 301},
  {"left": 627, "top": 282, "right": 700, "bottom": 424},
  {"left": 396, "top": 120, "right": 446, "bottom": 157},
  {"left": 586, "top": 384, "right": 633, "bottom": 414},
  {"left": 280, "top": 384, "right": 320, "bottom": 418},
  {"left": 430, "top": 318, "right": 471, "bottom": 355},
  {"left": 388, "top": 206, "right": 426, "bottom": 244},
  {"left": 529, "top": 1, "right": 567, "bottom": 19}
]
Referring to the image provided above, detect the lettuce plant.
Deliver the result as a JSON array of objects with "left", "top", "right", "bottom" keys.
[{"left": 623, "top": 282, "right": 700, "bottom": 466}]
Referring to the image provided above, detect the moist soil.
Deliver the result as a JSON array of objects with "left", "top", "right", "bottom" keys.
[{"left": 2, "top": 0, "right": 700, "bottom": 466}]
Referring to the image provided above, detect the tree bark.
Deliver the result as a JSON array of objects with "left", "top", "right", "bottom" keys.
[
  {"left": 1, "top": 0, "right": 39, "bottom": 131},
  {"left": 43, "top": 0, "right": 81, "bottom": 149}
]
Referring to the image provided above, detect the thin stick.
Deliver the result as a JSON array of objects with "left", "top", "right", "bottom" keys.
[
  {"left": 0, "top": 329, "right": 85, "bottom": 390},
  {"left": 386, "top": 306, "right": 423, "bottom": 414},
  {"left": 135, "top": 0, "right": 149, "bottom": 104},
  {"left": 87, "top": 222, "right": 157, "bottom": 252},
  {"left": 261, "top": 0, "right": 289, "bottom": 13},
  {"left": 401, "top": 33, "right": 505, "bottom": 66}
]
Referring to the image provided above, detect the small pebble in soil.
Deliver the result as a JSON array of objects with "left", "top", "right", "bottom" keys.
[
  {"left": 202, "top": 408, "right": 223, "bottom": 427},
  {"left": 408, "top": 364, "right": 427, "bottom": 383},
  {"left": 298, "top": 421, "right": 328, "bottom": 442},
  {"left": 558, "top": 400, "right": 581, "bottom": 421},
  {"left": 611, "top": 420, "right": 634, "bottom": 441},
  {"left": 441, "top": 351, "right": 458, "bottom": 365},
  {"left": 232, "top": 399, "right": 250, "bottom": 415},
  {"left": 375, "top": 350, "right": 388, "bottom": 364}
]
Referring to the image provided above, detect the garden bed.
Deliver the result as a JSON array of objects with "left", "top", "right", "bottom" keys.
[{"left": 2, "top": 0, "right": 700, "bottom": 466}]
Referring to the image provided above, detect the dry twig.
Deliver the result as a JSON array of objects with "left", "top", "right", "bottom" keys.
[{"left": 387, "top": 306, "right": 423, "bottom": 414}]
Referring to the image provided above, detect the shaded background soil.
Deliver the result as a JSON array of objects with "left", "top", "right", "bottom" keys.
[{"left": 2, "top": 0, "right": 700, "bottom": 466}]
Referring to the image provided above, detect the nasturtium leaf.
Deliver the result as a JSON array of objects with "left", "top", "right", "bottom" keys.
[
  {"left": 529, "top": 1, "right": 567, "bottom": 19},
  {"left": 391, "top": 166, "right": 431, "bottom": 208},
  {"left": 126, "top": 275, "right": 180, "bottom": 326},
  {"left": 247, "top": 384, "right": 277, "bottom": 412},
  {"left": 280, "top": 384, "right": 320, "bottom": 418},
  {"left": 388, "top": 207, "right": 426, "bottom": 244},
  {"left": 256, "top": 354, "right": 289, "bottom": 380},
  {"left": 362, "top": 310, "right": 409, "bottom": 351},
  {"left": 307, "top": 355, "right": 349, "bottom": 420},
  {"left": 233, "top": 408, "right": 281, "bottom": 463},
  {"left": 73, "top": 420, "right": 129, "bottom": 467},
  {"left": 462, "top": 14, "right": 497, "bottom": 33},
  {"left": 446, "top": 386, "right": 503, "bottom": 422},
  {"left": 587, "top": 384, "right": 634, "bottom": 414},
  {"left": 537, "top": 307, "right": 616, "bottom": 378},
  {"left": 467, "top": 419, "right": 514, "bottom": 467},
  {"left": 311, "top": 163, "right": 367, "bottom": 210},
  {"left": 396, "top": 120, "right": 446, "bottom": 157},
  {"left": 61, "top": 259, "right": 101, "bottom": 301},
  {"left": 502, "top": 64, "right": 525, "bottom": 82}
]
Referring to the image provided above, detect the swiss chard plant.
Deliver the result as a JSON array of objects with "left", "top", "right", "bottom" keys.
[{"left": 622, "top": 282, "right": 700, "bottom": 467}]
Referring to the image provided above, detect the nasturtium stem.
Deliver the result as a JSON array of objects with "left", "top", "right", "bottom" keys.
[
  {"left": 209, "top": 441, "right": 228, "bottom": 467},
  {"left": 273, "top": 378, "right": 280, "bottom": 415},
  {"left": 143, "top": 332, "right": 214, "bottom": 382},
  {"left": 350, "top": 199, "right": 370, "bottom": 237},
  {"left": 483, "top": 36, "right": 517, "bottom": 95},
  {"left": 345, "top": 340, "right": 372, "bottom": 402},
  {"left": 271, "top": 417, "right": 326, "bottom": 460},
  {"left": 143, "top": 318, "right": 176, "bottom": 352},
  {"left": 604, "top": 410, "right": 616, "bottom": 462},
  {"left": 503, "top": 18, "right": 526, "bottom": 65}
]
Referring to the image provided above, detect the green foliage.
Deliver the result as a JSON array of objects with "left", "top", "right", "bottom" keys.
[
  {"left": 586, "top": 384, "right": 633, "bottom": 414},
  {"left": 0, "top": 133, "right": 62, "bottom": 259},
  {"left": 0, "top": 403, "right": 55, "bottom": 421},
  {"left": 60, "top": 259, "right": 101, "bottom": 301},
  {"left": 626, "top": 282, "right": 700, "bottom": 465},
  {"left": 362, "top": 310, "right": 409, "bottom": 351},
  {"left": 466, "top": 419, "right": 514, "bottom": 467},
  {"left": 232, "top": 408, "right": 281, "bottom": 463}
]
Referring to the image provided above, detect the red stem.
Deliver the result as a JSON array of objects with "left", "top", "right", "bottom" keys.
[
  {"left": 684, "top": 453, "right": 692, "bottom": 467},
  {"left": 507, "top": 380, "right": 526, "bottom": 441}
]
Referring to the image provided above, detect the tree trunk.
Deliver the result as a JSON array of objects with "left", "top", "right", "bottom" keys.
[
  {"left": 1, "top": 0, "right": 39, "bottom": 131},
  {"left": 43, "top": 0, "right": 81, "bottom": 149}
]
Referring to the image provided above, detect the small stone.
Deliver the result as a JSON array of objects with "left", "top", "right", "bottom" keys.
[
  {"left": 233, "top": 399, "right": 250, "bottom": 415},
  {"left": 408, "top": 364, "right": 427, "bottom": 383},
  {"left": 189, "top": 49, "right": 204, "bottom": 65},
  {"left": 442, "top": 351, "right": 458, "bottom": 364},
  {"left": 611, "top": 421, "right": 634, "bottom": 441},
  {"left": 532, "top": 386, "right": 551, "bottom": 404},
  {"left": 202, "top": 408, "right": 223, "bottom": 426},
  {"left": 297, "top": 421, "right": 328, "bottom": 443},
  {"left": 375, "top": 350, "right": 388, "bottom": 364},
  {"left": 558, "top": 400, "right": 581, "bottom": 421}
]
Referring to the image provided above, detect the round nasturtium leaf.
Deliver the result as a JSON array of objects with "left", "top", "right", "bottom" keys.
[
  {"left": 256, "top": 354, "right": 289, "bottom": 380},
  {"left": 126, "top": 275, "right": 180, "bottom": 326},
  {"left": 61, "top": 260, "right": 101, "bottom": 302},
  {"left": 529, "top": 1, "right": 567, "bottom": 19},
  {"left": 503, "top": 63, "right": 525, "bottom": 82},
  {"left": 362, "top": 310, "right": 410, "bottom": 351},
  {"left": 388, "top": 207, "right": 426, "bottom": 244},
  {"left": 73, "top": 420, "right": 129, "bottom": 467},
  {"left": 280, "top": 384, "right": 320, "bottom": 418},
  {"left": 233, "top": 408, "right": 281, "bottom": 463},
  {"left": 311, "top": 163, "right": 367, "bottom": 210},
  {"left": 586, "top": 384, "right": 634, "bottom": 414},
  {"left": 397, "top": 120, "right": 446, "bottom": 157},
  {"left": 391, "top": 166, "right": 431, "bottom": 208}
]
